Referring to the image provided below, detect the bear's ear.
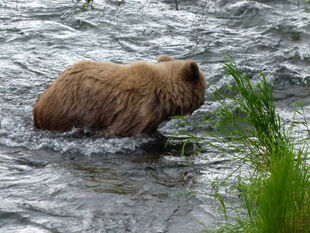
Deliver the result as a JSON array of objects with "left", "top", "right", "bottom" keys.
[
  {"left": 183, "top": 61, "right": 200, "bottom": 82},
  {"left": 157, "top": 55, "right": 173, "bottom": 63}
]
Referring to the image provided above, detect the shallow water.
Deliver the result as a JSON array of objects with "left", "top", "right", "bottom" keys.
[{"left": 0, "top": 0, "right": 309, "bottom": 232}]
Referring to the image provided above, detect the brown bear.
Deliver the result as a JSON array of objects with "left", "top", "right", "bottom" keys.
[{"left": 33, "top": 55, "right": 206, "bottom": 137}]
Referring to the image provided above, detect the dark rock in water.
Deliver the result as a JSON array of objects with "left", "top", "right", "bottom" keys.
[{"left": 272, "top": 65, "right": 305, "bottom": 88}]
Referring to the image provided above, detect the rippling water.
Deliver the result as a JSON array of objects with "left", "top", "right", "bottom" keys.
[{"left": 0, "top": 0, "right": 309, "bottom": 232}]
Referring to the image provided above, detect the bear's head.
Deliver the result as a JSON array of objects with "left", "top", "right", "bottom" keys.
[{"left": 156, "top": 55, "right": 206, "bottom": 117}]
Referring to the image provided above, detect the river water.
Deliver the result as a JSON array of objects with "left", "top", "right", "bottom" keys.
[{"left": 0, "top": 0, "right": 309, "bottom": 232}]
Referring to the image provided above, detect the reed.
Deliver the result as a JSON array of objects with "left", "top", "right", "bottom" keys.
[{"left": 173, "top": 60, "right": 310, "bottom": 232}]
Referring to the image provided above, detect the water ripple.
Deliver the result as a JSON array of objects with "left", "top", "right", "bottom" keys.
[{"left": 0, "top": 1, "right": 309, "bottom": 231}]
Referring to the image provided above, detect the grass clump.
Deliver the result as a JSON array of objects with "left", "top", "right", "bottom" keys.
[
  {"left": 211, "top": 61, "right": 309, "bottom": 233},
  {"left": 210, "top": 62, "right": 292, "bottom": 172},
  {"left": 173, "top": 60, "right": 310, "bottom": 233}
]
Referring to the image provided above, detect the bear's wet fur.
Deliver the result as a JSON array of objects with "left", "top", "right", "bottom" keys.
[{"left": 33, "top": 55, "right": 206, "bottom": 137}]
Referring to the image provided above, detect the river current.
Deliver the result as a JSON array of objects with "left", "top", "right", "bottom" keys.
[{"left": 0, "top": 0, "right": 309, "bottom": 232}]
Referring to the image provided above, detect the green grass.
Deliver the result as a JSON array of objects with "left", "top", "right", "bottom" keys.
[
  {"left": 209, "top": 62, "right": 291, "bottom": 172},
  {"left": 254, "top": 154, "right": 309, "bottom": 233},
  {"left": 172, "top": 60, "right": 310, "bottom": 233},
  {"left": 210, "top": 61, "right": 309, "bottom": 233}
]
